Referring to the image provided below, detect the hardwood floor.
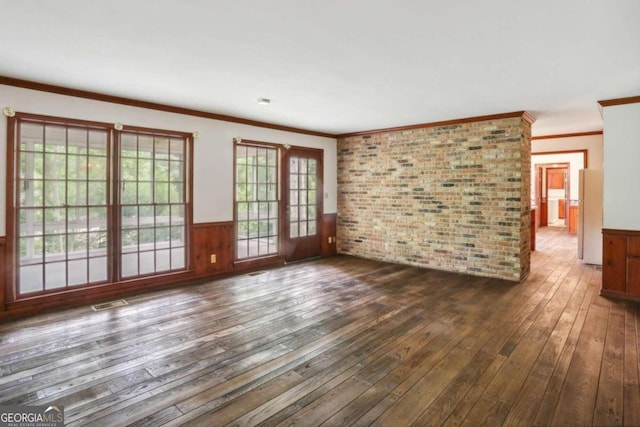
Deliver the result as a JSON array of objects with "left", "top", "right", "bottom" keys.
[{"left": 1, "top": 227, "right": 638, "bottom": 426}]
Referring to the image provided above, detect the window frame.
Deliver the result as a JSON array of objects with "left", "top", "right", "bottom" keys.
[
  {"left": 233, "top": 139, "right": 282, "bottom": 261},
  {"left": 5, "top": 112, "right": 193, "bottom": 302}
]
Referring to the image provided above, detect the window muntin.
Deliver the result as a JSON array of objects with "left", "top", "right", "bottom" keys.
[
  {"left": 119, "top": 132, "right": 187, "bottom": 277},
  {"left": 17, "top": 121, "right": 110, "bottom": 294},
  {"left": 288, "top": 156, "right": 318, "bottom": 238},
  {"left": 235, "top": 144, "right": 279, "bottom": 259},
  {"left": 12, "top": 115, "right": 191, "bottom": 297}
]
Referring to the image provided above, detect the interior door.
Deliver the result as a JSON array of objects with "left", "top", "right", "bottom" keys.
[
  {"left": 538, "top": 166, "right": 548, "bottom": 226},
  {"left": 283, "top": 148, "right": 323, "bottom": 262}
]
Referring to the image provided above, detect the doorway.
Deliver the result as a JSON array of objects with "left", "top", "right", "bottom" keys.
[
  {"left": 283, "top": 147, "right": 323, "bottom": 262},
  {"left": 545, "top": 165, "right": 569, "bottom": 227},
  {"left": 233, "top": 140, "right": 323, "bottom": 264},
  {"left": 531, "top": 149, "right": 586, "bottom": 234}
]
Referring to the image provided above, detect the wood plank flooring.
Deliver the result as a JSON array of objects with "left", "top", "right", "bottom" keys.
[{"left": 1, "top": 227, "right": 639, "bottom": 426}]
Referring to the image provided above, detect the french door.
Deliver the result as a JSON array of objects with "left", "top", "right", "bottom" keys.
[
  {"left": 234, "top": 141, "right": 323, "bottom": 263},
  {"left": 283, "top": 148, "right": 322, "bottom": 262}
]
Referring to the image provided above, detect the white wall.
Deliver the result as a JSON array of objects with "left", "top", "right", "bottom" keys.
[
  {"left": 532, "top": 133, "right": 603, "bottom": 169},
  {"left": 602, "top": 102, "right": 640, "bottom": 230},
  {"left": 531, "top": 133, "right": 603, "bottom": 202},
  {"left": 0, "top": 84, "right": 337, "bottom": 236},
  {"left": 531, "top": 153, "right": 585, "bottom": 200}
]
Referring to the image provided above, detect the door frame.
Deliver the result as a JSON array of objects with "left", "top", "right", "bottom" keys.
[
  {"left": 532, "top": 149, "right": 587, "bottom": 228},
  {"left": 281, "top": 145, "right": 324, "bottom": 262}
]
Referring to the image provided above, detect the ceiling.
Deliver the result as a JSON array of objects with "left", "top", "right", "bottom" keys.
[{"left": 1, "top": 0, "right": 639, "bottom": 137}]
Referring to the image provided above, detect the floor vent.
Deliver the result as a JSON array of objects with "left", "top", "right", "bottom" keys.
[
  {"left": 247, "top": 270, "right": 267, "bottom": 276},
  {"left": 91, "top": 299, "right": 128, "bottom": 311}
]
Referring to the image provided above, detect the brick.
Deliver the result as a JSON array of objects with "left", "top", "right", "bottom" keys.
[{"left": 337, "top": 115, "right": 531, "bottom": 282}]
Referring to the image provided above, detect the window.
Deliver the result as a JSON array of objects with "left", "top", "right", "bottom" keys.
[
  {"left": 118, "top": 131, "right": 187, "bottom": 277},
  {"left": 17, "top": 121, "right": 110, "bottom": 293},
  {"left": 235, "top": 142, "right": 279, "bottom": 259},
  {"left": 9, "top": 113, "right": 191, "bottom": 298},
  {"left": 288, "top": 156, "right": 318, "bottom": 238}
]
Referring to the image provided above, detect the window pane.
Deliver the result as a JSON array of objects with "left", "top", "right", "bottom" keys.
[
  {"left": 88, "top": 156, "right": 106, "bottom": 180},
  {"left": 89, "top": 257, "right": 108, "bottom": 282},
  {"left": 21, "top": 123, "right": 44, "bottom": 149},
  {"left": 121, "top": 253, "right": 138, "bottom": 277},
  {"left": 88, "top": 181, "right": 107, "bottom": 205},
  {"left": 137, "top": 183, "right": 152, "bottom": 204},
  {"left": 139, "top": 251, "right": 155, "bottom": 275},
  {"left": 44, "top": 208, "right": 66, "bottom": 234},
  {"left": 169, "top": 183, "right": 183, "bottom": 203},
  {"left": 138, "top": 136, "right": 154, "bottom": 158},
  {"left": 45, "top": 262, "right": 67, "bottom": 290},
  {"left": 121, "top": 182, "right": 137, "bottom": 204},
  {"left": 20, "top": 265, "right": 43, "bottom": 294},
  {"left": 156, "top": 249, "right": 170, "bottom": 272},
  {"left": 87, "top": 131, "right": 106, "bottom": 155},
  {"left": 68, "top": 259, "right": 88, "bottom": 286},
  {"left": 14, "top": 118, "right": 190, "bottom": 296},
  {"left": 155, "top": 182, "right": 169, "bottom": 204},
  {"left": 68, "top": 128, "right": 87, "bottom": 153},
  {"left": 138, "top": 159, "right": 153, "bottom": 181},
  {"left": 89, "top": 207, "right": 107, "bottom": 231},
  {"left": 44, "top": 235, "right": 66, "bottom": 258},
  {"left": 68, "top": 155, "right": 87, "bottom": 180},
  {"left": 171, "top": 248, "right": 185, "bottom": 269},
  {"left": 45, "top": 153, "right": 66, "bottom": 179},
  {"left": 88, "top": 232, "right": 107, "bottom": 252},
  {"left": 170, "top": 139, "right": 183, "bottom": 160},
  {"left": 154, "top": 137, "right": 170, "bottom": 160},
  {"left": 121, "top": 134, "right": 138, "bottom": 157}
]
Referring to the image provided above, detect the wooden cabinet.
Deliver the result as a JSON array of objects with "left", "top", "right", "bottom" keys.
[
  {"left": 568, "top": 205, "right": 579, "bottom": 234},
  {"left": 558, "top": 199, "right": 566, "bottom": 219},
  {"left": 602, "top": 229, "right": 640, "bottom": 300},
  {"left": 547, "top": 169, "right": 565, "bottom": 189}
]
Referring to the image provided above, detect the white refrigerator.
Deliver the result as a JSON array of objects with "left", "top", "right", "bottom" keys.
[{"left": 578, "top": 169, "right": 603, "bottom": 265}]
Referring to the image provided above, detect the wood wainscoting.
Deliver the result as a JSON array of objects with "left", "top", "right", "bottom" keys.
[
  {"left": 321, "top": 213, "right": 337, "bottom": 256},
  {"left": 192, "top": 222, "right": 235, "bottom": 277},
  {"left": 602, "top": 228, "right": 640, "bottom": 301},
  {"left": 1, "top": 216, "right": 338, "bottom": 320},
  {"left": 0, "top": 236, "right": 5, "bottom": 312}
]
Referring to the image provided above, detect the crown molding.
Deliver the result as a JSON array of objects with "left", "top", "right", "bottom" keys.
[
  {"left": 0, "top": 75, "right": 336, "bottom": 139},
  {"left": 337, "top": 111, "right": 535, "bottom": 138},
  {"left": 598, "top": 95, "right": 640, "bottom": 107},
  {"left": 531, "top": 130, "right": 602, "bottom": 140}
]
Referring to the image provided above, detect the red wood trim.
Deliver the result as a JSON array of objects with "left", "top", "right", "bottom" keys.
[
  {"left": 337, "top": 111, "right": 535, "bottom": 138},
  {"left": 193, "top": 221, "right": 235, "bottom": 229},
  {"left": 600, "top": 288, "right": 640, "bottom": 303},
  {"left": 233, "top": 255, "right": 285, "bottom": 271},
  {"left": 321, "top": 213, "right": 338, "bottom": 256},
  {"left": 532, "top": 149, "right": 588, "bottom": 169},
  {"left": 602, "top": 228, "right": 640, "bottom": 236},
  {"left": 15, "top": 111, "right": 112, "bottom": 129},
  {"left": 531, "top": 131, "right": 602, "bottom": 140},
  {"left": 4, "top": 116, "right": 17, "bottom": 305},
  {"left": 0, "top": 75, "right": 336, "bottom": 139},
  {"left": 0, "top": 269, "right": 196, "bottom": 320},
  {"left": 0, "top": 236, "right": 5, "bottom": 311},
  {"left": 598, "top": 95, "right": 640, "bottom": 107}
]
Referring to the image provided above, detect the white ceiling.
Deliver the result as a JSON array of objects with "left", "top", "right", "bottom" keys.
[{"left": 1, "top": 0, "right": 639, "bottom": 136}]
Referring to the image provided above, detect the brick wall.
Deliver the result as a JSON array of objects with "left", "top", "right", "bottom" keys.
[{"left": 337, "top": 113, "right": 532, "bottom": 282}]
